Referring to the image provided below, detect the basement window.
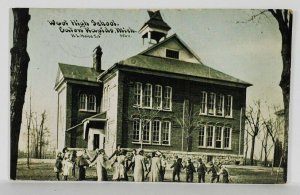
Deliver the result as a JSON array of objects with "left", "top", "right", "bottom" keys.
[{"left": 166, "top": 49, "right": 179, "bottom": 59}]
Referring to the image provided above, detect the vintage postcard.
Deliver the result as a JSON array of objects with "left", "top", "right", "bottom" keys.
[{"left": 10, "top": 8, "right": 292, "bottom": 184}]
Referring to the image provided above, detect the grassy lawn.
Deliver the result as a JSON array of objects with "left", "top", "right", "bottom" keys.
[{"left": 16, "top": 158, "right": 284, "bottom": 184}]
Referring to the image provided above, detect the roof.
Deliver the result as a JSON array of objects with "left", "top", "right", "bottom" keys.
[
  {"left": 55, "top": 63, "right": 102, "bottom": 88},
  {"left": 139, "top": 10, "right": 171, "bottom": 32},
  {"left": 140, "top": 34, "right": 202, "bottom": 63},
  {"left": 82, "top": 112, "right": 107, "bottom": 123},
  {"left": 117, "top": 54, "right": 251, "bottom": 86}
]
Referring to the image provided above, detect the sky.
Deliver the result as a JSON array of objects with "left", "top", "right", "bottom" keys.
[{"left": 11, "top": 9, "right": 283, "bottom": 153}]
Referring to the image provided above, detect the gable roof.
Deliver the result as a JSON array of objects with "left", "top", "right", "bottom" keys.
[
  {"left": 140, "top": 34, "right": 203, "bottom": 64},
  {"left": 55, "top": 63, "right": 101, "bottom": 88},
  {"left": 117, "top": 54, "right": 251, "bottom": 86}
]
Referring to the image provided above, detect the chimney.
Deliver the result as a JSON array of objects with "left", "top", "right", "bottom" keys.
[{"left": 93, "top": 45, "right": 103, "bottom": 72}]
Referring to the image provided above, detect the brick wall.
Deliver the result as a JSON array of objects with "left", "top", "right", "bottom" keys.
[
  {"left": 118, "top": 71, "right": 247, "bottom": 156},
  {"left": 65, "top": 83, "right": 102, "bottom": 148}
]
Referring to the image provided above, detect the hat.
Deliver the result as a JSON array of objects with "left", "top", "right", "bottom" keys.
[
  {"left": 155, "top": 151, "right": 162, "bottom": 157},
  {"left": 137, "top": 149, "right": 144, "bottom": 155},
  {"left": 99, "top": 149, "right": 105, "bottom": 154}
]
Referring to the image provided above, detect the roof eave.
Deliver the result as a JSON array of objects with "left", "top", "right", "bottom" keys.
[{"left": 118, "top": 63, "right": 252, "bottom": 88}]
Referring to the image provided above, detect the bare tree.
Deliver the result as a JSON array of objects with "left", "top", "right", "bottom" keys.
[
  {"left": 260, "top": 126, "right": 269, "bottom": 166},
  {"left": 175, "top": 100, "right": 203, "bottom": 152},
  {"left": 30, "top": 110, "right": 50, "bottom": 159},
  {"left": 243, "top": 127, "right": 250, "bottom": 165},
  {"left": 245, "top": 100, "right": 262, "bottom": 165},
  {"left": 25, "top": 102, "right": 32, "bottom": 167},
  {"left": 10, "top": 8, "right": 30, "bottom": 180},
  {"left": 238, "top": 8, "right": 292, "bottom": 182},
  {"left": 38, "top": 111, "right": 47, "bottom": 158}
]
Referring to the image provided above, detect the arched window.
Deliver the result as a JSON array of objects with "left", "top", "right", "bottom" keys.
[
  {"left": 88, "top": 95, "right": 96, "bottom": 111},
  {"left": 223, "top": 127, "right": 232, "bottom": 149},
  {"left": 162, "top": 121, "right": 171, "bottom": 145},
  {"left": 142, "top": 119, "right": 151, "bottom": 143},
  {"left": 152, "top": 120, "right": 161, "bottom": 144},
  {"left": 79, "top": 93, "right": 96, "bottom": 111},
  {"left": 143, "top": 83, "right": 152, "bottom": 108},
  {"left": 79, "top": 93, "right": 87, "bottom": 110},
  {"left": 163, "top": 86, "right": 172, "bottom": 110},
  {"left": 198, "top": 124, "right": 205, "bottom": 147},
  {"left": 132, "top": 118, "right": 140, "bottom": 142}
]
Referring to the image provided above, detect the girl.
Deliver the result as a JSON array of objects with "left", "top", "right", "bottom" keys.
[
  {"left": 112, "top": 149, "right": 128, "bottom": 181},
  {"left": 89, "top": 149, "right": 108, "bottom": 181},
  {"left": 133, "top": 149, "right": 147, "bottom": 182},
  {"left": 62, "top": 153, "right": 72, "bottom": 181}
]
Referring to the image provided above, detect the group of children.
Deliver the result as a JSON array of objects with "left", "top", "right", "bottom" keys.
[
  {"left": 54, "top": 145, "right": 230, "bottom": 183},
  {"left": 162, "top": 155, "right": 229, "bottom": 183},
  {"left": 54, "top": 147, "right": 90, "bottom": 181}
]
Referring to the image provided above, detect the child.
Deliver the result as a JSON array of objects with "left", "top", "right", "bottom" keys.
[
  {"left": 70, "top": 150, "right": 77, "bottom": 178},
  {"left": 54, "top": 152, "right": 63, "bottom": 181},
  {"left": 62, "top": 153, "right": 72, "bottom": 181},
  {"left": 218, "top": 165, "right": 229, "bottom": 183},
  {"left": 77, "top": 149, "right": 90, "bottom": 181},
  {"left": 171, "top": 157, "right": 183, "bottom": 182},
  {"left": 184, "top": 158, "right": 196, "bottom": 182},
  {"left": 197, "top": 158, "right": 207, "bottom": 183},
  {"left": 160, "top": 154, "right": 167, "bottom": 181}
]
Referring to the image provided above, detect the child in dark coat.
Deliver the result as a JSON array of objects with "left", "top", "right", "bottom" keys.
[
  {"left": 54, "top": 152, "right": 63, "bottom": 181},
  {"left": 197, "top": 158, "right": 207, "bottom": 183},
  {"left": 171, "top": 157, "right": 183, "bottom": 182},
  {"left": 184, "top": 158, "right": 196, "bottom": 182}
]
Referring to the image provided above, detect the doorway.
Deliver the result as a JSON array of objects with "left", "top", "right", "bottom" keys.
[{"left": 93, "top": 134, "right": 100, "bottom": 150}]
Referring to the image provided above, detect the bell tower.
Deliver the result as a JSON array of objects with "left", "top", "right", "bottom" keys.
[{"left": 139, "top": 10, "right": 171, "bottom": 47}]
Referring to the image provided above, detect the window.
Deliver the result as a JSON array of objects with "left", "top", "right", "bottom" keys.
[
  {"left": 215, "top": 126, "right": 222, "bottom": 148},
  {"left": 198, "top": 124, "right": 233, "bottom": 149},
  {"left": 198, "top": 125, "right": 205, "bottom": 147},
  {"left": 154, "top": 85, "right": 162, "bottom": 109},
  {"left": 216, "top": 94, "right": 224, "bottom": 116},
  {"left": 166, "top": 49, "right": 179, "bottom": 59},
  {"left": 134, "top": 82, "right": 142, "bottom": 107},
  {"left": 224, "top": 127, "right": 231, "bottom": 148},
  {"left": 200, "top": 92, "right": 233, "bottom": 118},
  {"left": 206, "top": 125, "right": 214, "bottom": 147},
  {"left": 143, "top": 84, "right": 152, "bottom": 108},
  {"left": 200, "top": 91, "right": 207, "bottom": 114},
  {"left": 79, "top": 93, "right": 96, "bottom": 111},
  {"left": 132, "top": 119, "right": 172, "bottom": 145},
  {"left": 87, "top": 95, "right": 96, "bottom": 111},
  {"left": 208, "top": 93, "right": 216, "bottom": 115},
  {"left": 142, "top": 120, "right": 151, "bottom": 143},
  {"left": 162, "top": 121, "right": 171, "bottom": 145},
  {"left": 225, "top": 95, "right": 233, "bottom": 117},
  {"left": 79, "top": 94, "right": 87, "bottom": 110},
  {"left": 163, "top": 86, "right": 172, "bottom": 110},
  {"left": 152, "top": 120, "right": 161, "bottom": 144},
  {"left": 133, "top": 119, "right": 140, "bottom": 142},
  {"left": 133, "top": 83, "right": 172, "bottom": 111}
]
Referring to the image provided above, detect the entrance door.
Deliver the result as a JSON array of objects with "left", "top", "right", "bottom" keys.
[{"left": 93, "top": 134, "right": 100, "bottom": 150}]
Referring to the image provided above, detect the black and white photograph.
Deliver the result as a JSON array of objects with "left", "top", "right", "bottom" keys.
[{"left": 9, "top": 8, "right": 293, "bottom": 184}]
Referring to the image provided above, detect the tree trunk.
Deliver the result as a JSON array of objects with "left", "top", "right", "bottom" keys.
[
  {"left": 268, "top": 9, "right": 292, "bottom": 183},
  {"left": 250, "top": 136, "right": 256, "bottom": 165},
  {"left": 278, "top": 12, "right": 292, "bottom": 184},
  {"left": 264, "top": 131, "right": 269, "bottom": 166},
  {"left": 244, "top": 132, "right": 249, "bottom": 165},
  {"left": 10, "top": 8, "right": 30, "bottom": 180}
]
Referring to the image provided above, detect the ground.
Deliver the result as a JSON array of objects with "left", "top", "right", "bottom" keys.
[{"left": 16, "top": 158, "right": 284, "bottom": 184}]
